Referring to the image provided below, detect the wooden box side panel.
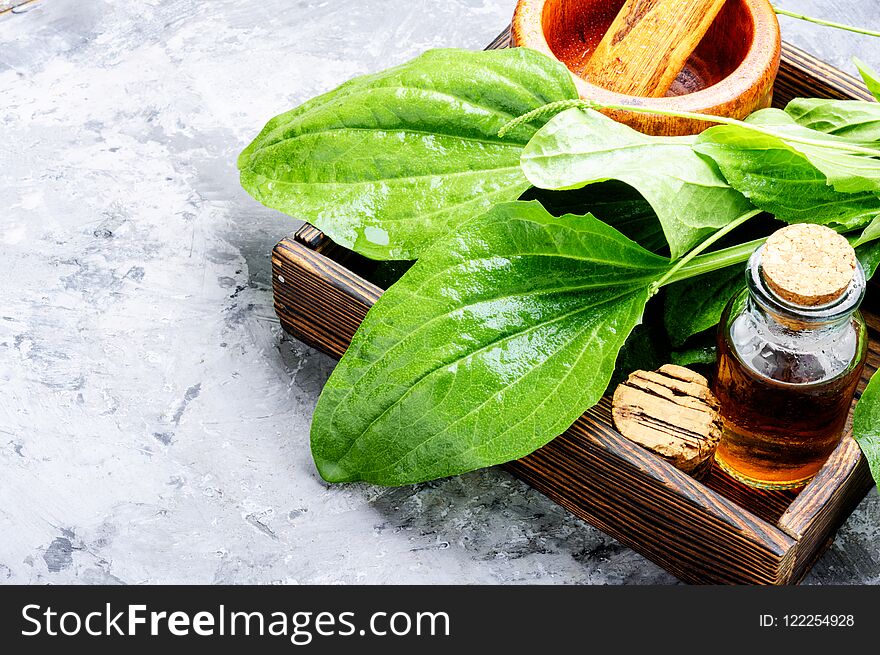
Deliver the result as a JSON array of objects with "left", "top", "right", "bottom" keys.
[
  {"left": 775, "top": 42, "right": 876, "bottom": 103},
  {"left": 509, "top": 401, "right": 796, "bottom": 584},
  {"left": 273, "top": 239, "right": 380, "bottom": 358},
  {"left": 780, "top": 438, "right": 874, "bottom": 582}
]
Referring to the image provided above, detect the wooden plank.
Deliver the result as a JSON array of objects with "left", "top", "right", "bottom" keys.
[
  {"left": 776, "top": 42, "right": 876, "bottom": 104},
  {"left": 521, "top": 398, "right": 796, "bottom": 583},
  {"left": 273, "top": 239, "right": 379, "bottom": 358},
  {"left": 778, "top": 438, "right": 874, "bottom": 582},
  {"left": 703, "top": 462, "right": 798, "bottom": 525}
]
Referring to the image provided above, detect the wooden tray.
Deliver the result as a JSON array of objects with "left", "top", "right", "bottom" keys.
[{"left": 271, "top": 28, "right": 877, "bottom": 584}]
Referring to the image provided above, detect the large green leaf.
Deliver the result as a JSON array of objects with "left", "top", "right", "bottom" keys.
[
  {"left": 852, "top": 370, "right": 880, "bottom": 490},
  {"left": 521, "top": 181, "right": 666, "bottom": 252},
  {"left": 238, "top": 48, "right": 578, "bottom": 260},
  {"left": 310, "top": 201, "right": 669, "bottom": 485},
  {"left": 520, "top": 108, "right": 754, "bottom": 258},
  {"left": 786, "top": 98, "right": 880, "bottom": 143},
  {"left": 610, "top": 322, "right": 670, "bottom": 388},
  {"left": 664, "top": 264, "right": 743, "bottom": 347},
  {"left": 695, "top": 118, "right": 880, "bottom": 230},
  {"left": 671, "top": 336, "right": 717, "bottom": 368},
  {"left": 741, "top": 110, "right": 880, "bottom": 194},
  {"left": 855, "top": 57, "right": 880, "bottom": 102},
  {"left": 856, "top": 239, "right": 880, "bottom": 279}
]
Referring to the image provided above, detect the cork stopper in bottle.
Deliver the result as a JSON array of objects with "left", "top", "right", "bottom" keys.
[{"left": 761, "top": 224, "right": 857, "bottom": 307}]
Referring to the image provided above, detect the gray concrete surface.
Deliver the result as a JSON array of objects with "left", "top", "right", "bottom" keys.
[{"left": 0, "top": 0, "right": 877, "bottom": 585}]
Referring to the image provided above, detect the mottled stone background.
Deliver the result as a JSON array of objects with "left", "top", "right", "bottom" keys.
[{"left": 0, "top": 0, "right": 877, "bottom": 585}]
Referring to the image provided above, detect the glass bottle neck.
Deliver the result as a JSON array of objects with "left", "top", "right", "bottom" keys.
[{"left": 745, "top": 248, "right": 866, "bottom": 334}]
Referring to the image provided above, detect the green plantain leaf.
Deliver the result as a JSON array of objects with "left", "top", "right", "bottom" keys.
[
  {"left": 238, "top": 48, "right": 578, "bottom": 260},
  {"left": 670, "top": 328, "right": 718, "bottom": 368},
  {"left": 856, "top": 239, "right": 880, "bottom": 279},
  {"left": 664, "top": 264, "right": 743, "bottom": 347},
  {"left": 310, "top": 200, "right": 669, "bottom": 485},
  {"left": 695, "top": 118, "right": 880, "bottom": 230},
  {"left": 785, "top": 98, "right": 880, "bottom": 143},
  {"left": 520, "top": 181, "right": 667, "bottom": 253},
  {"left": 671, "top": 341, "right": 717, "bottom": 367},
  {"left": 855, "top": 57, "right": 880, "bottom": 102},
  {"left": 852, "top": 370, "right": 880, "bottom": 490},
  {"left": 738, "top": 109, "right": 880, "bottom": 194},
  {"left": 856, "top": 213, "right": 880, "bottom": 246},
  {"left": 520, "top": 108, "right": 754, "bottom": 258},
  {"left": 610, "top": 322, "right": 670, "bottom": 389}
]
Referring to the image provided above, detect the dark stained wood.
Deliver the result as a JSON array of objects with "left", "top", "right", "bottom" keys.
[
  {"left": 702, "top": 462, "right": 798, "bottom": 525},
  {"left": 295, "top": 223, "right": 337, "bottom": 255},
  {"left": 269, "top": 27, "right": 878, "bottom": 584},
  {"left": 273, "top": 238, "right": 380, "bottom": 359},
  {"left": 778, "top": 437, "right": 874, "bottom": 583},
  {"left": 776, "top": 42, "right": 876, "bottom": 104},
  {"left": 537, "top": 397, "right": 796, "bottom": 584}
]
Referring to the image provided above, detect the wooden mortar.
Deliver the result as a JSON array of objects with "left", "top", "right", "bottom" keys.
[{"left": 512, "top": 0, "right": 781, "bottom": 135}]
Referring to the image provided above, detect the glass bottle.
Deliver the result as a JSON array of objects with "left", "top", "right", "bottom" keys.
[{"left": 712, "top": 225, "right": 867, "bottom": 490}]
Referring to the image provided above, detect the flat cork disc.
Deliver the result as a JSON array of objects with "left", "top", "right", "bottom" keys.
[
  {"left": 611, "top": 365, "right": 721, "bottom": 479},
  {"left": 762, "top": 224, "right": 856, "bottom": 306}
]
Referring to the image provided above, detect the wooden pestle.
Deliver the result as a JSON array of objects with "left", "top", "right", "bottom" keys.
[{"left": 582, "top": 0, "right": 728, "bottom": 98}]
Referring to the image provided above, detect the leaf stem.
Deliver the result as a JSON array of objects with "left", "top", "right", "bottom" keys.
[
  {"left": 660, "top": 225, "right": 879, "bottom": 286},
  {"left": 650, "top": 210, "right": 762, "bottom": 294},
  {"left": 773, "top": 7, "right": 880, "bottom": 38},
  {"left": 663, "top": 238, "right": 766, "bottom": 286},
  {"left": 500, "top": 100, "right": 880, "bottom": 157},
  {"left": 498, "top": 99, "right": 585, "bottom": 137}
]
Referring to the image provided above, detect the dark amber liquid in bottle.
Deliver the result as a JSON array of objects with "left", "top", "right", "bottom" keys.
[{"left": 713, "top": 288, "right": 867, "bottom": 490}]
